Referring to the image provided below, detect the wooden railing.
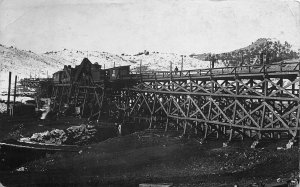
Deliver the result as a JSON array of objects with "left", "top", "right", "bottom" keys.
[{"left": 126, "top": 61, "right": 300, "bottom": 81}]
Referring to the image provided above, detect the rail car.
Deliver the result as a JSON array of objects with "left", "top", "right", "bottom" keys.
[{"left": 52, "top": 58, "right": 133, "bottom": 85}]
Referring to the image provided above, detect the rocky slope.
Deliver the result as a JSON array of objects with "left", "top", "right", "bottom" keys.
[{"left": 191, "top": 38, "right": 299, "bottom": 66}]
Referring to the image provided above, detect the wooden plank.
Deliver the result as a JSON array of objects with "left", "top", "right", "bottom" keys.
[
  {"left": 139, "top": 183, "right": 173, "bottom": 187},
  {"left": 129, "top": 88, "right": 300, "bottom": 101}
]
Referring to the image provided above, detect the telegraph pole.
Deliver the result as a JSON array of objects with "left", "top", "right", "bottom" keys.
[
  {"left": 13, "top": 75, "right": 17, "bottom": 116},
  {"left": 7, "top": 72, "right": 11, "bottom": 115},
  {"left": 180, "top": 55, "right": 185, "bottom": 71},
  {"left": 140, "top": 60, "right": 142, "bottom": 74},
  {"left": 180, "top": 55, "right": 186, "bottom": 76}
]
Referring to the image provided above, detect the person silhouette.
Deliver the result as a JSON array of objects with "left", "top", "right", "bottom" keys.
[{"left": 174, "top": 66, "right": 179, "bottom": 75}]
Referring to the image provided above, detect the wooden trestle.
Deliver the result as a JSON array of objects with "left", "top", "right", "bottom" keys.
[
  {"left": 52, "top": 61, "right": 300, "bottom": 140},
  {"left": 51, "top": 84, "right": 105, "bottom": 121}
]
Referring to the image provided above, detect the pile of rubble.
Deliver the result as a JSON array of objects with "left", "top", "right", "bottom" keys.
[
  {"left": 20, "top": 124, "right": 97, "bottom": 145},
  {"left": 0, "top": 102, "right": 7, "bottom": 113}
]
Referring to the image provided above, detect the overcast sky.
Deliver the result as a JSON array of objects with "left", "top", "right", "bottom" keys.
[{"left": 0, "top": 0, "right": 299, "bottom": 54}]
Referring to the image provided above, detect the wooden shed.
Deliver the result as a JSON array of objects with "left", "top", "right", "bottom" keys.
[{"left": 109, "top": 66, "right": 130, "bottom": 80}]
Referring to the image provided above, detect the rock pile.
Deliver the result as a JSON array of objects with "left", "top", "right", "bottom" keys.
[
  {"left": 29, "top": 129, "right": 67, "bottom": 144},
  {"left": 64, "top": 124, "right": 97, "bottom": 145},
  {"left": 0, "top": 102, "right": 7, "bottom": 113},
  {"left": 20, "top": 124, "right": 97, "bottom": 145}
]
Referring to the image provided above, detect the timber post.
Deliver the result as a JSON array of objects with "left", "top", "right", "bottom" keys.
[{"left": 7, "top": 72, "right": 12, "bottom": 115}]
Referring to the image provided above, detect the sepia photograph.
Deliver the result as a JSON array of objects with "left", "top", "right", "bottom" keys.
[{"left": 0, "top": 0, "right": 299, "bottom": 186}]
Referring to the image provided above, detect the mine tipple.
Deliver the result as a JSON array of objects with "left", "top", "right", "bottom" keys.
[
  {"left": 52, "top": 58, "right": 132, "bottom": 85},
  {"left": 51, "top": 58, "right": 300, "bottom": 141}
]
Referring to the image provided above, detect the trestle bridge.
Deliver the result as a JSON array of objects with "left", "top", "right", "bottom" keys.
[{"left": 51, "top": 60, "right": 300, "bottom": 141}]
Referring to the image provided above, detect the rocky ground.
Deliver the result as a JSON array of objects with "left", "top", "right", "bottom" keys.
[{"left": 0, "top": 116, "right": 299, "bottom": 187}]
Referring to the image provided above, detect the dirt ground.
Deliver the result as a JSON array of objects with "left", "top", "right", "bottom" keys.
[{"left": 0, "top": 116, "right": 299, "bottom": 187}]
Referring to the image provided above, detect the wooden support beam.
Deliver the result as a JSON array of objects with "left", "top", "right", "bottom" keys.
[{"left": 81, "top": 88, "right": 88, "bottom": 117}]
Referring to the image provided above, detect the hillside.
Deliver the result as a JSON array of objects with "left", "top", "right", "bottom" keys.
[
  {"left": 122, "top": 52, "right": 212, "bottom": 72},
  {"left": 0, "top": 46, "right": 210, "bottom": 93},
  {"left": 0, "top": 45, "right": 75, "bottom": 78},
  {"left": 1, "top": 38, "right": 298, "bottom": 94},
  {"left": 43, "top": 50, "right": 211, "bottom": 72},
  {"left": 191, "top": 38, "right": 299, "bottom": 66},
  {"left": 0, "top": 45, "right": 76, "bottom": 93},
  {"left": 43, "top": 49, "right": 132, "bottom": 69}
]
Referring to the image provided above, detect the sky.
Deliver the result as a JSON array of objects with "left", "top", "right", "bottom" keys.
[{"left": 0, "top": 0, "right": 299, "bottom": 54}]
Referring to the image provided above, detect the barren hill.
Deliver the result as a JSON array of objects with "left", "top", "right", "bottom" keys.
[
  {"left": 0, "top": 45, "right": 210, "bottom": 93},
  {"left": 191, "top": 38, "right": 299, "bottom": 66},
  {"left": 0, "top": 45, "right": 76, "bottom": 92},
  {"left": 43, "top": 49, "right": 211, "bottom": 72},
  {"left": 1, "top": 38, "right": 298, "bottom": 93}
]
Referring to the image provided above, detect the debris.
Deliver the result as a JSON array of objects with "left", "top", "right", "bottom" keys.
[
  {"left": 40, "top": 102, "right": 50, "bottom": 120},
  {"left": 16, "top": 166, "right": 26, "bottom": 171},
  {"left": 118, "top": 124, "right": 122, "bottom": 136},
  {"left": 75, "top": 107, "right": 80, "bottom": 115},
  {"left": 286, "top": 139, "right": 294, "bottom": 149},
  {"left": 287, "top": 180, "right": 298, "bottom": 186},
  {"left": 250, "top": 140, "right": 259, "bottom": 149},
  {"left": 248, "top": 183, "right": 258, "bottom": 187},
  {"left": 193, "top": 138, "right": 203, "bottom": 144},
  {"left": 19, "top": 124, "right": 97, "bottom": 145},
  {"left": 277, "top": 147, "right": 284, "bottom": 150},
  {"left": 139, "top": 183, "right": 173, "bottom": 187},
  {"left": 19, "top": 137, "right": 30, "bottom": 142}
]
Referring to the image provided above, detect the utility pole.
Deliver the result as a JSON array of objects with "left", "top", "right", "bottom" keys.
[
  {"left": 241, "top": 52, "right": 244, "bottom": 65},
  {"left": 181, "top": 55, "right": 186, "bottom": 76},
  {"left": 7, "top": 72, "right": 11, "bottom": 115},
  {"left": 210, "top": 55, "right": 215, "bottom": 69},
  {"left": 180, "top": 55, "right": 185, "bottom": 71},
  {"left": 140, "top": 60, "right": 142, "bottom": 74},
  {"left": 170, "top": 61, "right": 173, "bottom": 80},
  {"left": 13, "top": 75, "right": 17, "bottom": 116}
]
